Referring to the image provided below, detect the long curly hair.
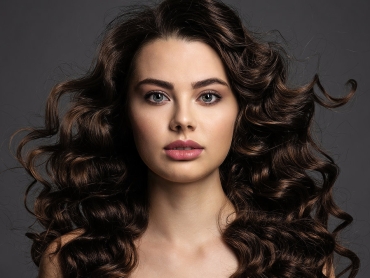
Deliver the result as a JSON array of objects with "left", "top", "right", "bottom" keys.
[{"left": 16, "top": 0, "right": 359, "bottom": 277}]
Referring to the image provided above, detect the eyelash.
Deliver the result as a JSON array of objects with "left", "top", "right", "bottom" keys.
[
  {"left": 144, "top": 91, "right": 221, "bottom": 105},
  {"left": 199, "top": 91, "right": 222, "bottom": 105},
  {"left": 144, "top": 92, "right": 170, "bottom": 104}
]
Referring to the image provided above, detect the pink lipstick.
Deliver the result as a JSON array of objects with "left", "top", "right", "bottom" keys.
[{"left": 164, "top": 140, "right": 204, "bottom": 160}]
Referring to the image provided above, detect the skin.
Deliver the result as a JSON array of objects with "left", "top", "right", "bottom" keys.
[{"left": 127, "top": 38, "right": 239, "bottom": 277}]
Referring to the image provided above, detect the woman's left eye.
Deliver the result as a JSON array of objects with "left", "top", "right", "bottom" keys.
[{"left": 199, "top": 92, "right": 221, "bottom": 104}]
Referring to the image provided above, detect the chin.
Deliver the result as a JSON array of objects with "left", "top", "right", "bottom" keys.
[
  {"left": 165, "top": 175, "right": 204, "bottom": 184},
  {"left": 151, "top": 167, "right": 219, "bottom": 184}
]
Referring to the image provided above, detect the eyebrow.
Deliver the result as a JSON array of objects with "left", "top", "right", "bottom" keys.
[{"left": 135, "top": 77, "right": 229, "bottom": 90}]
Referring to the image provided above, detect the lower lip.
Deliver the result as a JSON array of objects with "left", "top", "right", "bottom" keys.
[{"left": 164, "top": 149, "right": 203, "bottom": 160}]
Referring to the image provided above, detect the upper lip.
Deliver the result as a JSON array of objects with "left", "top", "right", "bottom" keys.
[{"left": 164, "top": 140, "right": 203, "bottom": 150}]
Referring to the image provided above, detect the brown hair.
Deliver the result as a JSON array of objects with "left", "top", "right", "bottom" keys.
[{"left": 16, "top": 0, "right": 359, "bottom": 277}]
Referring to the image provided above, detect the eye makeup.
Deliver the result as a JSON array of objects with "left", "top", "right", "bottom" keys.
[
  {"left": 144, "top": 90, "right": 222, "bottom": 106},
  {"left": 144, "top": 91, "right": 170, "bottom": 105},
  {"left": 198, "top": 91, "right": 221, "bottom": 105}
]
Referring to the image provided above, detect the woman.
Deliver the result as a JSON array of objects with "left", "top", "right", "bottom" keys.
[{"left": 16, "top": 0, "right": 359, "bottom": 277}]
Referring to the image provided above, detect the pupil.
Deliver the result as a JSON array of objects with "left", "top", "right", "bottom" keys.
[
  {"left": 203, "top": 94, "right": 212, "bottom": 102},
  {"left": 154, "top": 93, "right": 163, "bottom": 101}
]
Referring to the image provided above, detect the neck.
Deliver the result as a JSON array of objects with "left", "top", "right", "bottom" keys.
[{"left": 144, "top": 168, "right": 235, "bottom": 248}]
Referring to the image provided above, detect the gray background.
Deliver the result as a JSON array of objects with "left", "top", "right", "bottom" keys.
[{"left": 0, "top": 0, "right": 369, "bottom": 277}]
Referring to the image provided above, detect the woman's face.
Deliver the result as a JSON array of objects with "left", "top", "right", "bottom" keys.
[{"left": 128, "top": 38, "right": 238, "bottom": 183}]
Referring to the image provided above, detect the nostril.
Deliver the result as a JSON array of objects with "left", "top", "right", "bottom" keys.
[{"left": 169, "top": 116, "right": 196, "bottom": 132}]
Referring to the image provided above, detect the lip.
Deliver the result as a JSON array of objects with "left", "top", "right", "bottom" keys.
[
  {"left": 164, "top": 140, "right": 204, "bottom": 161},
  {"left": 164, "top": 140, "right": 203, "bottom": 150}
]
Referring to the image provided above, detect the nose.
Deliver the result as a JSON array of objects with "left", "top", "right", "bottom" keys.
[{"left": 169, "top": 101, "right": 197, "bottom": 132}]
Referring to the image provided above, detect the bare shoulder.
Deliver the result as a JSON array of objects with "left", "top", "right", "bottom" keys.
[{"left": 38, "top": 229, "right": 84, "bottom": 278}]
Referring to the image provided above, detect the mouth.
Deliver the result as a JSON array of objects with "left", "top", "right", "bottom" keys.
[
  {"left": 164, "top": 140, "right": 203, "bottom": 150},
  {"left": 169, "top": 147, "right": 196, "bottom": 150},
  {"left": 164, "top": 140, "right": 204, "bottom": 160}
]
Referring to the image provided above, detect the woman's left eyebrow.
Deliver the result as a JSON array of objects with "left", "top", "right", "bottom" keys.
[{"left": 191, "top": 78, "right": 229, "bottom": 89}]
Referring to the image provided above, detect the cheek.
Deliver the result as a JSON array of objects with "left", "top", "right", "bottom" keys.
[
  {"left": 130, "top": 115, "right": 152, "bottom": 146},
  {"left": 129, "top": 108, "right": 164, "bottom": 158},
  {"left": 131, "top": 112, "right": 147, "bottom": 133},
  {"left": 201, "top": 111, "right": 237, "bottom": 166},
  {"left": 218, "top": 121, "right": 235, "bottom": 150},
  {"left": 207, "top": 108, "right": 237, "bottom": 145}
]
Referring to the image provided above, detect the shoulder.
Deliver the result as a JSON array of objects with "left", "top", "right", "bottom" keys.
[{"left": 38, "top": 229, "right": 84, "bottom": 278}]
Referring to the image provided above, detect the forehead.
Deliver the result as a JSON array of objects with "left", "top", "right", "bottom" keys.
[{"left": 131, "top": 38, "right": 228, "bottom": 83}]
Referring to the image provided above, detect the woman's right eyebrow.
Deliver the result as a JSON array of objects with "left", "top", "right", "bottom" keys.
[{"left": 135, "top": 78, "right": 174, "bottom": 90}]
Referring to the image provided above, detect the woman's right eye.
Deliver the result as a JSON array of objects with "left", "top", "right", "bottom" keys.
[{"left": 145, "top": 92, "right": 170, "bottom": 104}]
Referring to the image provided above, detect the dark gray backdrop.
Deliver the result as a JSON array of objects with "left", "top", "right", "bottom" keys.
[{"left": 1, "top": 0, "right": 369, "bottom": 277}]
